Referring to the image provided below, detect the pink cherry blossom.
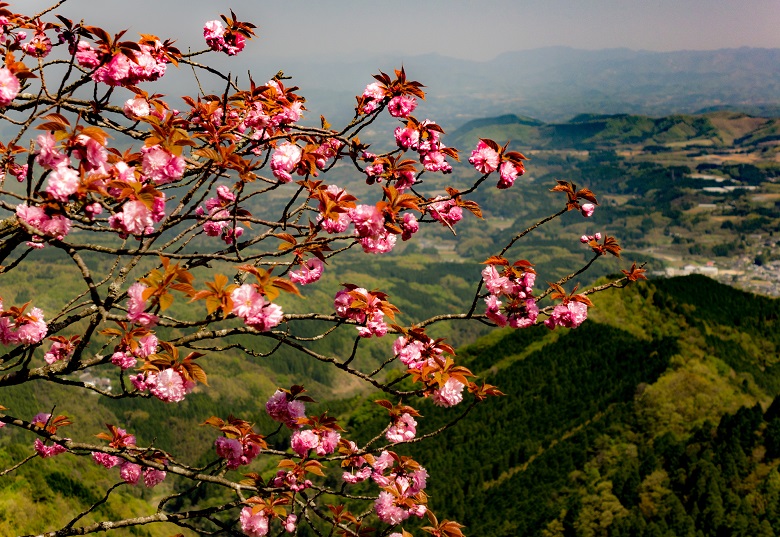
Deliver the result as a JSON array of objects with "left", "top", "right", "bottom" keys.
[
  {"left": 421, "top": 150, "right": 452, "bottom": 173},
  {"left": 109, "top": 200, "right": 155, "bottom": 238},
  {"left": 481, "top": 265, "right": 512, "bottom": 295},
  {"left": 92, "top": 452, "right": 122, "bottom": 468},
  {"left": 401, "top": 213, "right": 419, "bottom": 241},
  {"left": 394, "top": 126, "right": 420, "bottom": 150},
  {"left": 111, "top": 351, "right": 137, "bottom": 370},
  {"left": 428, "top": 196, "right": 462, "bottom": 227},
  {"left": 315, "top": 430, "right": 341, "bottom": 456},
  {"left": 386, "top": 413, "right": 417, "bottom": 443},
  {"left": 358, "top": 231, "right": 397, "bottom": 255},
  {"left": 34, "top": 439, "right": 67, "bottom": 458},
  {"left": 43, "top": 339, "right": 76, "bottom": 365},
  {"left": 469, "top": 140, "right": 500, "bottom": 174},
  {"left": 393, "top": 336, "right": 427, "bottom": 368},
  {"left": 508, "top": 299, "right": 539, "bottom": 329},
  {"left": 215, "top": 436, "right": 243, "bottom": 468},
  {"left": 289, "top": 258, "right": 324, "bottom": 285},
  {"left": 266, "top": 389, "right": 306, "bottom": 428},
  {"left": 126, "top": 282, "right": 158, "bottom": 326},
  {"left": 231, "top": 284, "right": 264, "bottom": 319},
  {"left": 545, "top": 301, "right": 588, "bottom": 330},
  {"left": 0, "top": 306, "right": 48, "bottom": 345},
  {"left": 432, "top": 378, "right": 465, "bottom": 407},
  {"left": 141, "top": 145, "right": 185, "bottom": 184},
  {"left": 143, "top": 467, "right": 166, "bottom": 488},
  {"left": 203, "top": 20, "right": 226, "bottom": 51},
  {"left": 581, "top": 203, "right": 596, "bottom": 217},
  {"left": 22, "top": 33, "right": 52, "bottom": 58},
  {"left": 148, "top": 368, "right": 187, "bottom": 403},
  {"left": 0, "top": 68, "right": 20, "bottom": 107},
  {"left": 123, "top": 97, "right": 150, "bottom": 118},
  {"left": 134, "top": 334, "right": 158, "bottom": 358},
  {"left": 120, "top": 462, "right": 142, "bottom": 485},
  {"left": 283, "top": 514, "right": 297, "bottom": 533},
  {"left": 270, "top": 142, "right": 302, "bottom": 183},
  {"left": 291, "top": 429, "right": 319, "bottom": 457},
  {"left": 361, "top": 82, "right": 386, "bottom": 114},
  {"left": 387, "top": 95, "right": 417, "bottom": 118},
  {"left": 349, "top": 204, "right": 385, "bottom": 238},
  {"left": 498, "top": 161, "right": 524, "bottom": 189},
  {"left": 375, "top": 491, "right": 410, "bottom": 525},
  {"left": 36, "top": 133, "right": 69, "bottom": 170},
  {"left": 16, "top": 203, "right": 70, "bottom": 245},
  {"left": 45, "top": 165, "right": 80, "bottom": 202},
  {"left": 74, "top": 40, "right": 100, "bottom": 68},
  {"left": 240, "top": 507, "right": 269, "bottom": 537}
]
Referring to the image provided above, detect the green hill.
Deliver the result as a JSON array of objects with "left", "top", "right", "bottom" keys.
[{"left": 342, "top": 275, "right": 780, "bottom": 536}]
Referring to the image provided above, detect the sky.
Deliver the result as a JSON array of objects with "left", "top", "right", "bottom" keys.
[{"left": 22, "top": 0, "right": 780, "bottom": 62}]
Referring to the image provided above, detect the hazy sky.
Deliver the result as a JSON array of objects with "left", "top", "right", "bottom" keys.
[{"left": 23, "top": 0, "right": 780, "bottom": 62}]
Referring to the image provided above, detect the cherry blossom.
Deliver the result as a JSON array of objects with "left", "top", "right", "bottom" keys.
[
  {"left": 469, "top": 140, "right": 500, "bottom": 174},
  {"left": 34, "top": 439, "right": 67, "bottom": 458},
  {"left": 387, "top": 95, "right": 417, "bottom": 118},
  {"left": 432, "top": 378, "right": 465, "bottom": 407},
  {"left": 544, "top": 301, "right": 589, "bottom": 330},
  {"left": 230, "top": 284, "right": 284, "bottom": 331},
  {"left": 0, "top": 68, "right": 20, "bottom": 106},
  {"left": 240, "top": 507, "right": 269, "bottom": 537},
  {"left": 266, "top": 390, "right": 306, "bottom": 428},
  {"left": 428, "top": 196, "right": 463, "bottom": 227},
  {"left": 270, "top": 142, "right": 302, "bottom": 183},
  {"left": 581, "top": 203, "right": 596, "bottom": 217},
  {"left": 148, "top": 368, "right": 189, "bottom": 403},
  {"left": 126, "top": 282, "right": 158, "bottom": 326},
  {"left": 386, "top": 413, "right": 417, "bottom": 443},
  {"left": 289, "top": 258, "right": 324, "bottom": 285}
]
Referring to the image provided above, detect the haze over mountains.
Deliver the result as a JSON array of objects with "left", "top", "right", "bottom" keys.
[{"left": 250, "top": 47, "right": 780, "bottom": 126}]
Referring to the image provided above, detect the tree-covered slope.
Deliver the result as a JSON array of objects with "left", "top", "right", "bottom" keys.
[{"left": 342, "top": 275, "right": 780, "bottom": 536}]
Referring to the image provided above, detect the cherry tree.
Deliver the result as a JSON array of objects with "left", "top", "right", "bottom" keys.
[{"left": 0, "top": 3, "right": 646, "bottom": 536}]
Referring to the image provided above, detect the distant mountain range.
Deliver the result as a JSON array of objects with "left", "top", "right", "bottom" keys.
[
  {"left": 449, "top": 110, "right": 780, "bottom": 150},
  {"left": 232, "top": 47, "right": 780, "bottom": 126}
]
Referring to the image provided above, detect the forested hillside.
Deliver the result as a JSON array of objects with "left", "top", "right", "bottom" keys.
[{"left": 342, "top": 275, "right": 780, "bottom": 536}]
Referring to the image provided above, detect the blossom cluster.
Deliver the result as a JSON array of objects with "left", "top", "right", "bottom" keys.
[
  {"left": 239, "top": 507, "right": 296, "bottom": 537},
  {"left": 126, "top": 282, "right": 159, "bottom": 326},
  {"left": 468, "top": 138, "right": 527, "bottom": 189},
  {"left": 288, "top": 257, "right": 324, "bottom": 286},
  {"left": 392, "top": 332, "right": 469, "bottom": 407},
  {"left": 196, "top": 185, "right": 245, "bottom": 244},
  {"left": 203, "top": 20, "right": 246, "bottom": 56},
  {"left": 131, "top": 368, "right": 194, "bottom": 403},
  {"left": 481, "top": 258, "right": 539, "bottom": 329},
  {"left": 0, "top": 67, "right": 20, "bottom": 106},
  {"left": 0, "top": 299, "right": 47, "bottom": 345},
  {"left": 290, "top": 427, "right": 341, "bottom": 458},
  {"left": 339, "top": 446, "right": 429, "bottom": 525},
  {"left": 544, "top": 300, "right": 589, "bottom": 330},
  {"left": 74, "top": 39, "right": 171, "bottom": 87},
  {"left": 393, "top": 118, "right": 456, "bottom": 174},
  {"left": 43, "top": 335, "right": 80, "bottom": 365},
  {"left": 215, "top": 434, "right": 261, "bottom": 469},
  {"left": 31, "top": 412, "right": 68, "bottom": 458},
  {"left": 91, "top": 425, "right": 166, "bottom": 487},
  {"left": 334, "top": 285, "right": 398, "bottom": 337},
  {"left": 265, "top": 389, "right": 307, "bottom": 428},
  {"left": 110, "top": 331, "right": 158, "bottom": 371},
  {"left": 230, "top": 284, "right": 284, "bottom": 332}
]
